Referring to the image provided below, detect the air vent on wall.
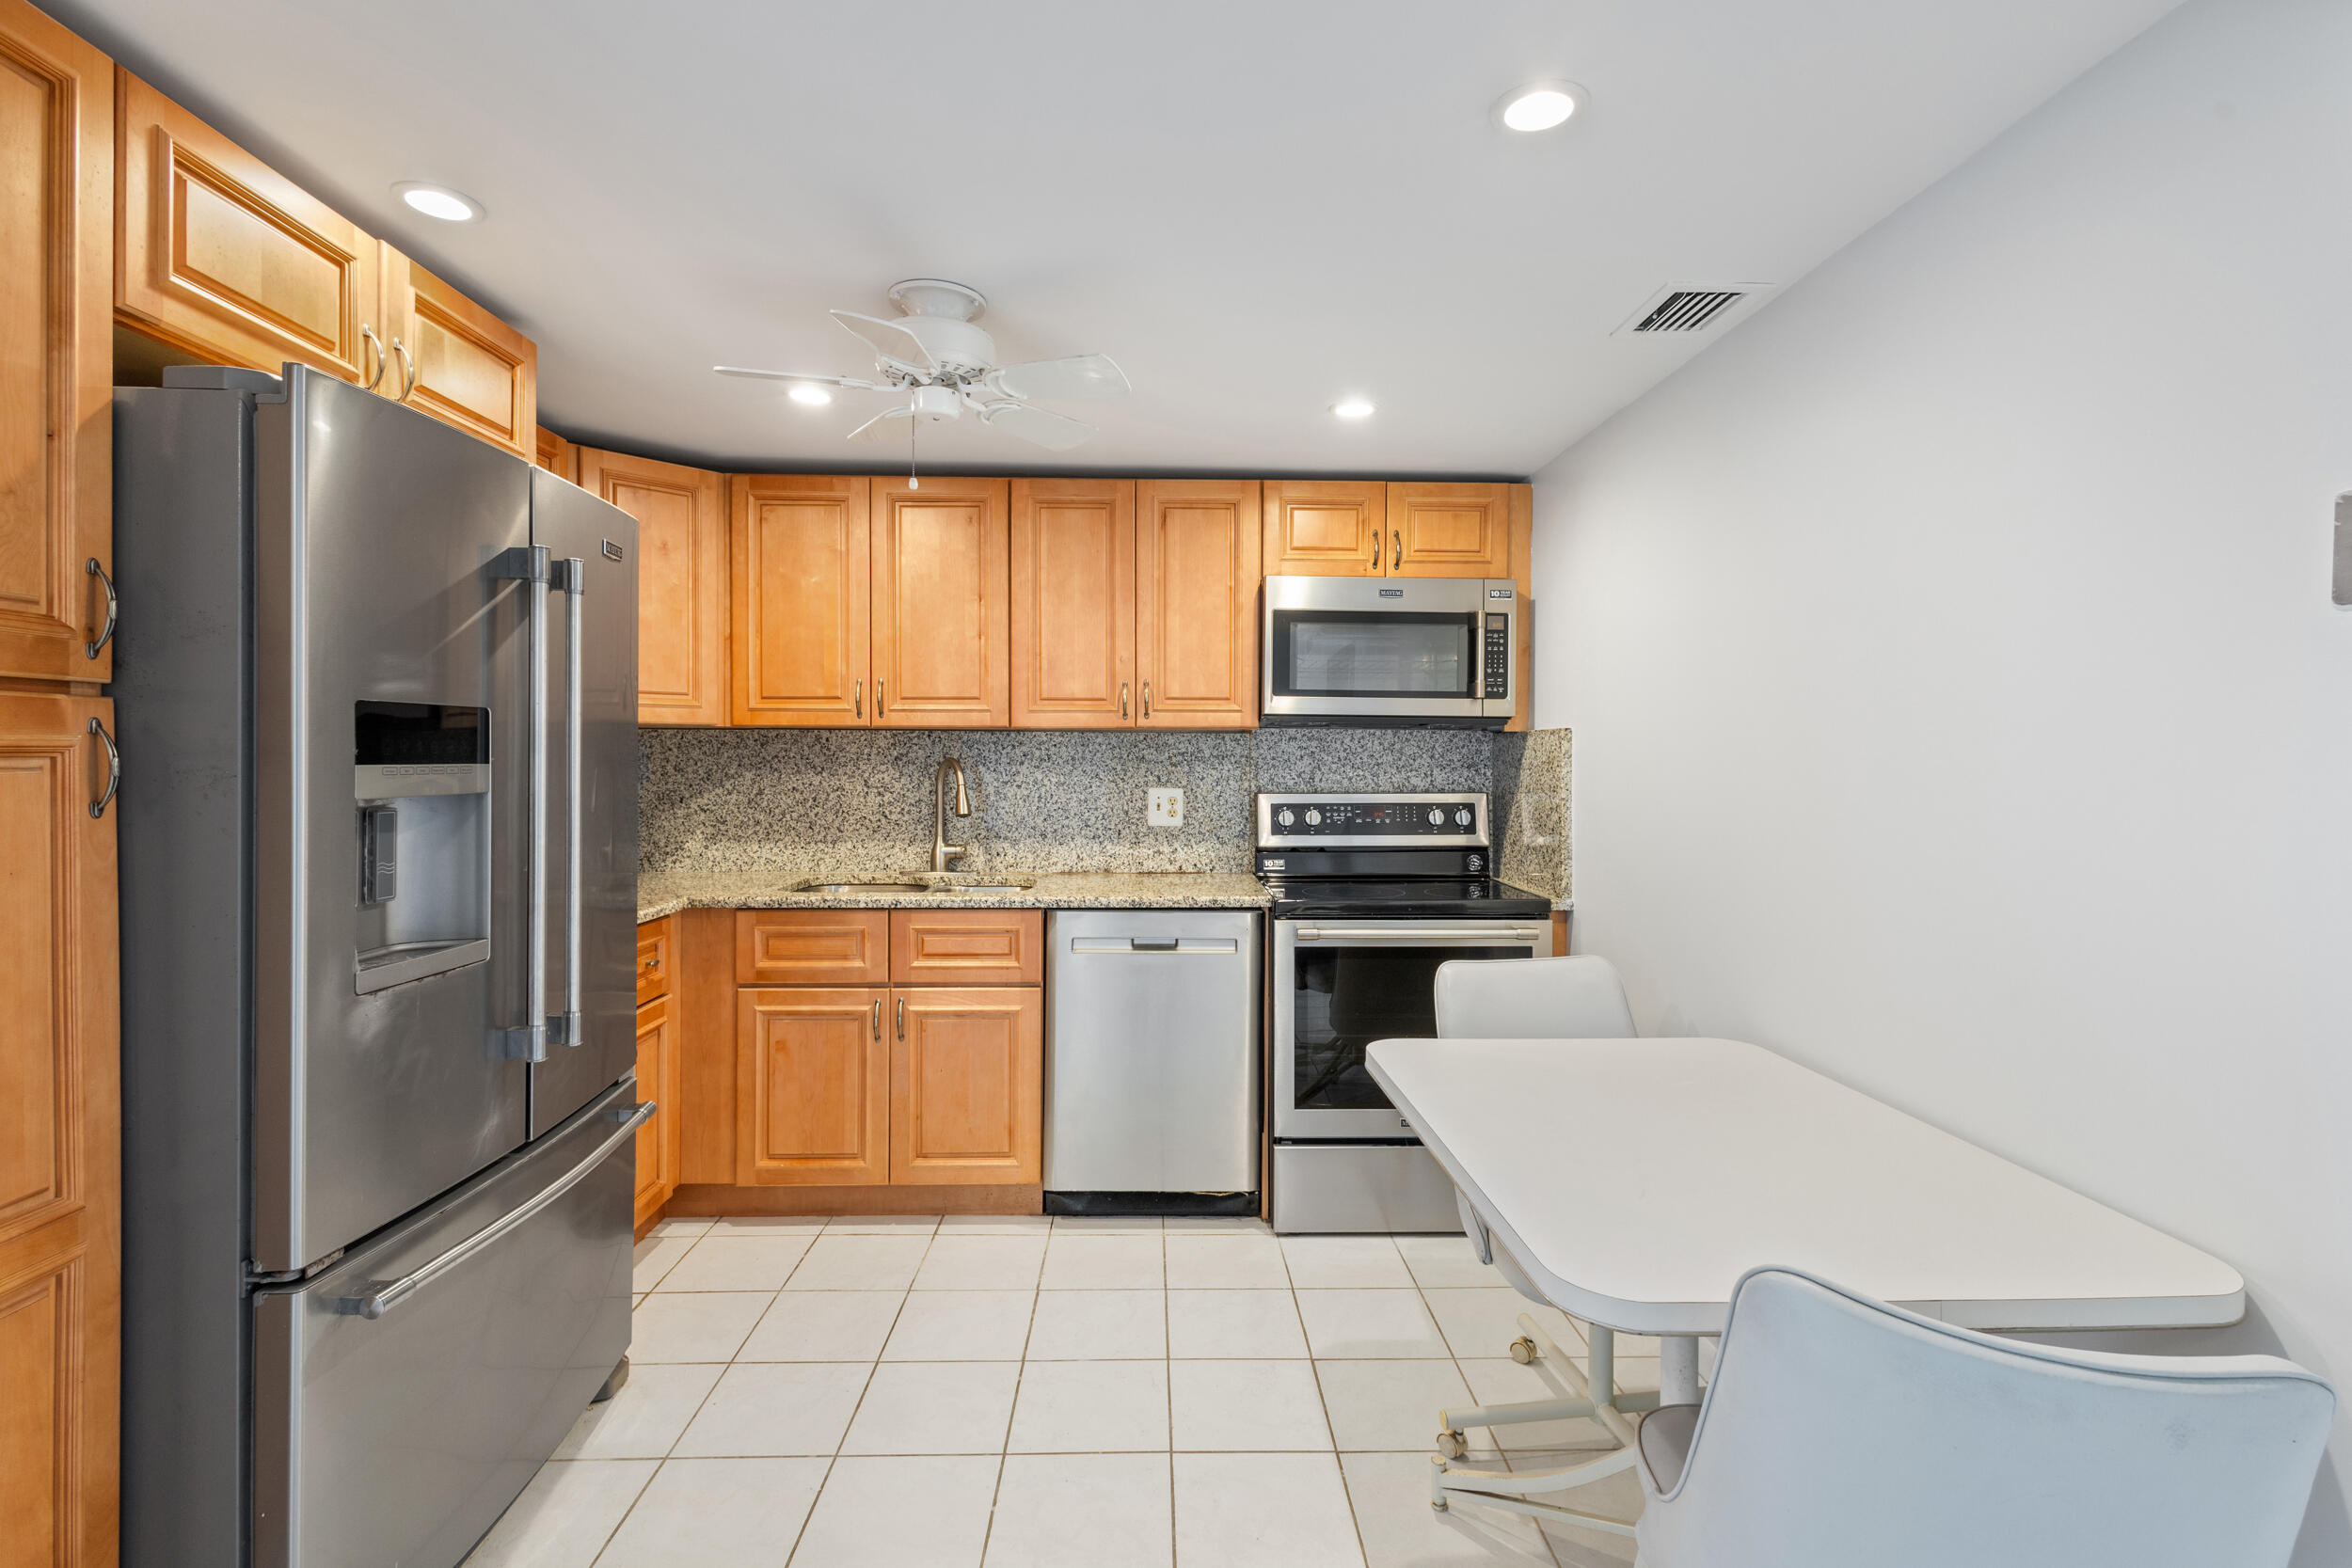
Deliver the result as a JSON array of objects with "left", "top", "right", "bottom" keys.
[{"left": 1614, "top": 281, "right": 1777, "bottom": 336}]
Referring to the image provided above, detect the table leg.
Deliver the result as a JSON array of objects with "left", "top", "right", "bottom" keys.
[{"left": 1661, "top": 1335, "right": 1701, "bottom": 1406}]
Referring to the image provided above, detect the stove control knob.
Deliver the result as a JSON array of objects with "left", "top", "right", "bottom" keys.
[
  {"left": 1276, "top": 808, "right": 1295, "bottom": 828},
  {"left": 1305, "top": 809, "right": 1322, "bottom": 825},
  {"left": 1455, "top": 807, "right": 1474, "bottom": 827},
  {"left": 1426, "top": 807, "right": 1444, "bottom": 826}
]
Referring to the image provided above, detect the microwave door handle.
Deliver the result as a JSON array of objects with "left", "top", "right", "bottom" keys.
[
  {"left": 491, "top": 546, "right": 552, "bottom": 1061},
  {"left": 557, "top": 557, "right": 585, "bottom": 1047}
]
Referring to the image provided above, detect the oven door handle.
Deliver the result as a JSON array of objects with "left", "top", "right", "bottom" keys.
[{"left": 1292, "top": 927, "right": 1545, "bottom": 942}]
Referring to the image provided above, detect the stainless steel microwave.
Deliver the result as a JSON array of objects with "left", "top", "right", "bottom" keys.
[{"left": 1260, "top": 575, "right": 1516, "bottom": 726}]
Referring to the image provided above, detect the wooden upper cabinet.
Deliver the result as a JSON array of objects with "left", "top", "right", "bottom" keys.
[
  {"left": 870, "top": 477, "right": 1009, "bottom": 729},
  {"left": 0, "top": 688, "right": 121, "bottom": 1568},
  {"left": 581, "top": 449, "right": 728, "bottom": 726},
  {"left": 534, "top": 426, "right": 575, "bottom": 481},
  {"left": 890, "top": 987, "right": 1042, "bottom": 1185},
  {"left": 738, "top": 987, "right": 890, "bottom": 1185},
  {"left": 731, "top": 474, "right": 871, "bottom": 726},
  {"left": 1009, "top": 479, "right": 1134, "bottom": 727},
  {"left": 1137, "top": 480, "right": 1261, "bottom": 729},
  {"left": 116, "top": 71, "right": 381, "bottom": 385},
  {"left": 1264, "top": 480, "right": 1385, "bottom": 578},
  {"left": 1387, "top": 483, "right": 1513, "bottom": 578},
  {"left": 0, "top": 2, "right": 113, "bottom": 685},
  {"left": 379, "top": 248, "right": 536, "bottom": 457}
]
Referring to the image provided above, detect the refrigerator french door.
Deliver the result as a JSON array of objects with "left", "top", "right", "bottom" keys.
[{"left": 114, "top": 365, "right": 643, "bottom": 1568}]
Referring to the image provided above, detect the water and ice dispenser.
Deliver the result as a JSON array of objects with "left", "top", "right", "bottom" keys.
[{"left": 353, "top": 701, "right": 493, "bottom": 992}]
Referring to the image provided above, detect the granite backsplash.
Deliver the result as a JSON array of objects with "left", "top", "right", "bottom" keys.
[{"left": 641, "top": 725, "right": 1571, "bottom": 897}]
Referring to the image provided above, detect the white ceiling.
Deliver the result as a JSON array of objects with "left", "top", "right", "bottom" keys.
[{"left": 58, "top": 0, "right": 2178, "bottom": 477}]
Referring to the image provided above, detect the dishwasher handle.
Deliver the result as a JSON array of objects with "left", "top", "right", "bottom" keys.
[{"left": 1068, "top": 937, "right": 1241, "bottom": 955}]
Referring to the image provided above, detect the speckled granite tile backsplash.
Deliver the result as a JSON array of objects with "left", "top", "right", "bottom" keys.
[{"left": 640, "top": 726, "right": 1560, "bottom": 878}]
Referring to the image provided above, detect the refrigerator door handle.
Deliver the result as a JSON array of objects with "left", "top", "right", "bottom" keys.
[
  {"left": 333, "top": 1100, "right": 655, "bottom": 1320},
  {"left": 490, "top": 546, "right": 551, "bottom": 1062},
  {"left": 554, "top": 556, "right": 586, "bottom": 1048}
]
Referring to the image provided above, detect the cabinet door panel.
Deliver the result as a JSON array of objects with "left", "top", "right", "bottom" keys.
[
  {"left": 533, "top": 426, "right": 574, "bottom": 482},
  {"left": 739, "top": 988, "right": 889, "bottom": 1185},
  {"left": 1009, "top": 479, "right": 1133, "bottom": 728},
  {"left": 0, "top": 8, "right": 111, "bottom": 684},
  {"left": 891, "top": 988, "right": 1041, "bottom": 1185},
  {"left": 731, "top": 475, "right": 870, "bottom": 725},
  {"left": 889, "top": 910, "right": 1042, "bottom": 988},
  {"left": 736, "top": 911, "right": 889, "bottom": 987},
  {"left": 0, "top": 689, "right": 119, "bottom": 1568},
  {"left": 1263, "top": 480, "right": 1384, "bottom": 577},
  {"left": 381, "top": 249, "right": 536, "bottom": 457},
  {"left": 870, "top": 478, "right": 1009, "bottom": 728},
  {"left": 581, "top": 451, "right": 727, "bottom": 726},
  {"left": 117, "top": 71, "right": 380, "bottom": 385},
  {"left": 1136, "top": 480, "right": 1261, "bottom": 728},
  {"left": 633, "top": 995, "right": 678, "bottom": 1226},
  {"left": 1388, "top": 483, "right": 1512, "bottom": 578}
]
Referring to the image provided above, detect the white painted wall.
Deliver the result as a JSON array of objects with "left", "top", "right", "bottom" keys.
[{"left": 1529, "top": 0, "right": 2352, "bottom": 1553}]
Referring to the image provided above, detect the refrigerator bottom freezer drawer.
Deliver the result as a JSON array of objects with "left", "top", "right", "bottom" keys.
[{"left": 252, "top": 1080, "right": 641, "bottom": 1568}]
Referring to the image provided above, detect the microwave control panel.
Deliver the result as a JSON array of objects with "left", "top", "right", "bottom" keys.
[
  {"left": 1255, "top": 792, "right": 1488, "bottom": 847},
  {"left": 1483, "top": 612, "right": 1511, "bottom": 697}
]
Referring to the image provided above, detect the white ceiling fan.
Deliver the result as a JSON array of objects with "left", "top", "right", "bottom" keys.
[{"left": 715, "top": 279, "right": 1130, "bottom": 465}]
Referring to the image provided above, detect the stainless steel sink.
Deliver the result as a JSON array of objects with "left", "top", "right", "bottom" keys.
[
  {"left": 788, "top": 873, "right": 1038, "bottom": 896},
  {"left": 790, "top": 879, "right": 930, "bottom": 895}
]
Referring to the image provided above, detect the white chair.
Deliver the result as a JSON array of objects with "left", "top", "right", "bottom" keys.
[
  {"left": 1427, "top": 953, "right": 1647, "bottom": 1507},
  {"left": 1634, "top": 1266, "right": 2335, "bottom": 1568}
]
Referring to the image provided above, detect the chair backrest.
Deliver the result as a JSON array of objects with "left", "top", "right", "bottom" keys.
[
  {"left": 1433, "top": 954, "right": 1636, "bottom": 1039},
  {"left": 1639, "top": 1266, "right": 2335, "bottom": 1568}
]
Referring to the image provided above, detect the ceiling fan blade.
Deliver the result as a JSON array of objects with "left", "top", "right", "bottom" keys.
[
  {"left": 977, "top": 400, "right": 1096, "bottom": 451},
  {"left": 831, "top": 310, "right": 935, "bottom": 374},
  {"left": 845, "top": 404, "right": 914, "bottom": 443},
  {"left": 993, "top": 354, "right": 1130, "bottom": 403},
  {"left": 713, "top": 366, "right": 887, "bottom": 390}
]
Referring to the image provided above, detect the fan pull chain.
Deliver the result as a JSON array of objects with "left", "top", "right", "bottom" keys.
[{"left": 908, "top": 398, "right": 920, "bottom": 490}]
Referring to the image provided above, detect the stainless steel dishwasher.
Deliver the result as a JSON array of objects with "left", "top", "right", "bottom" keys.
[{"left": 1045, "top": 910, "right": 1261, "bottom": 1214}]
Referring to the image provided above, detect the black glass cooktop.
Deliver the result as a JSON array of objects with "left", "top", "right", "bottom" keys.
[{"left": 1263, "top": 877, "right": 1552, "bottom": 921}]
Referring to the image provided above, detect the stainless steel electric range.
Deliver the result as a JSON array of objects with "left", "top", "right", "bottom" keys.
[{"left": 1256, "top": 791, "right": 1552, "bottom": 1233}]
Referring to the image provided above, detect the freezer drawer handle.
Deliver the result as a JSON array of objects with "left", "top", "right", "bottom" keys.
[
  {"left": 336, "top": 1100, "right": 656, "bottom": 1321},
  {"left": 1294, "top": 927, "right": 1544, "bottom": 942},
  {"left": 1069, "top": 937, "right": 1240, "bottom": 954}
]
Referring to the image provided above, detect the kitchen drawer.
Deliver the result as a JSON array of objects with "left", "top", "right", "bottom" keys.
[
  {"left": 636, "top": 916, "right": 674, "bottom": 1005},
  {"left": 890, "top": 909, "right": 1043, "bottom": 987},
  {"left": 737, "top": 909, "right": 890, "bottom": 986}
]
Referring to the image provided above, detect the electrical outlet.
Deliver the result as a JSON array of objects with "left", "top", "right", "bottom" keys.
[{"left": 1148, "top": 786, "right": 1185, "bottom": 828}]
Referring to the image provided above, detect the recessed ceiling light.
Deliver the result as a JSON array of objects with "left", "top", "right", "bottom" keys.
[
  {"left": 787, "top": 382, "right": 833, "bottom": 406},
  {"left": 1331, "top": 398, "right": 1376, "bottom": 420},
  {"left": 1496, "top": 82, "right": 1583, "bottom": 133},
  {"left": 393, "top": 182, "right": 482, "bottom": 223}
]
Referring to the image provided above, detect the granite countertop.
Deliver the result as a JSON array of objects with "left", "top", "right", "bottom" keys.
[{"left": 636, "top": 869, "right": 1272, "bottom": 924}]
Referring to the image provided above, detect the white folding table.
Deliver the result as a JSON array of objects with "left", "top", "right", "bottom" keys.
[{"left": 1365, "top": 1037, "right": 2247, "bottom": 1534}]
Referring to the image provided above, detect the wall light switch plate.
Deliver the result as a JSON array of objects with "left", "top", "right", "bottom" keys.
[{"left": 1148, "top": 786, "right": 1185, "bottom": 828}]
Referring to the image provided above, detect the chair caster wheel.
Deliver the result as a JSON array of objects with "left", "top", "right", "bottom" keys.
[
  {"left": 1509, "top": 1336, "right": 1538, "bottom": 1364},
  {"left": 1437, "top": 1429, "right": 1468, "bottom": 1460}
]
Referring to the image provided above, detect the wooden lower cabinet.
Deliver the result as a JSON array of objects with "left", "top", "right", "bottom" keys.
[
  {"left": 634, "top": 994, "right": 679, "bottom": 1227},
  {"left": 0, "top": 689, "right": 120, "bottom": 1568},
  {"left": 737, "top": 987, "right": 893, "bottom": 1186},
  {"left": 891, "top": 988, "right": 1041, "bottom": 1186}
]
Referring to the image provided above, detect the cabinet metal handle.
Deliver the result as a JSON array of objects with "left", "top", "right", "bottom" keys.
[
  {"left": 1369, "top": 532, "right": 1378, "bottom": 570},
  {"left": 556, "top": 557, "right": 586, "bottom": 1047},
  {"left": 338, "top": 1101, "right": 655, "bottom": 1320},
  {"left": 854, "top": 677, "right": 864, "bottom": 718},
  {"left": 1141, "top": 681, "right": 1152, "bottom": 719},
  {"left": 391, "top": 338, "right": 419, "bottom": 402},
  {"left": 896, "top": 996, "right": 905, "bottom": 1040},
  {"left": 360, "top": 325, "right": 388, "bottom": 391},
  {"left": 87, "top": 718, "right": 119, "bottom": 820},
  {"left": 1120, "top": 681, "right": 1129, "bottom": 718},
  {"left": 872, "top": 998, "right": 882, "bottom": 1039},
  {"left": 85, "top": 558, "right": 117, "bottom": 660},
  {"left": 1391, "top": 529, "right": 1401, "bottom": 571},
  {"left": 876, "top": 677, "right": 884, "bottom": 718},
  {"left": 642, "top": 954, "right": 660, "bottom": 971}
]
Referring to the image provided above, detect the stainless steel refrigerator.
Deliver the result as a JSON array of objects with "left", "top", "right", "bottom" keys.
[{"left": 112, "top": 365, "right": 644, "bottom": 1568}]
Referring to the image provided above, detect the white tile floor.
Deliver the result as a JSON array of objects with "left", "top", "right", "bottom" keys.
[{"left": 462, "top": 1215, "right": 1644, "bottom": 1568}]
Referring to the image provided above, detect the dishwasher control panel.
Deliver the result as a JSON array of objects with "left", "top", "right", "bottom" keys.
[{"left": 1254, "top": 792, "right": 1488, "bottom": 848}]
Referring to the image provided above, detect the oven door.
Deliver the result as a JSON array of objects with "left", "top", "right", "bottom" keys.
[
  {"left": 1261, "top": 576, "right": 1513, "bottom": 724},
  {"left": 1272, "top": 918, "right": 1546, "bottom": 1139}
]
